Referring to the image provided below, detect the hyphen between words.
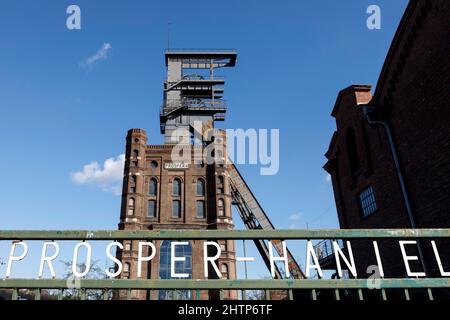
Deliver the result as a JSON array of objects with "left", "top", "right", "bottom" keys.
[{"left": 3, "top": 240, "right": 450, "bottom": 278}]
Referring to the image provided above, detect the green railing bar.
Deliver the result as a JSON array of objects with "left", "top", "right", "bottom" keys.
[
  {"left": 58, "top": 289, "right": 63, "bottom": 300},
  {"left": 195, "top": 289, "right": 200, "bottom": 300},
  {"left": 1, "top": 278, "right": 449, "bottom": 290},
  {"left": 241, "top": 290, "right": 246, "bottom": 300},
  {"left": 288, "top": 289, "right": 293, "bottom": 300},
  {"left": 0, "top": 229, "right": 449, "bottom": 240},
  {"left": 265, "top": 289, "right": 270, "bottom": 300},
  {"left": 126, "top": 288, "right": 131, "bottom": 300},
  {"left": 35, "top": 288, "right": 40, "bottom": 301}
]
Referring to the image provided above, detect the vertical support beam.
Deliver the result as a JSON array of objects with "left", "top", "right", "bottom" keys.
[
  {"left": 357, "top": 289, "right": 364, "bottom": 301},
  {"left": 103, "top": 289, "right": 109, "bottom": 300},
  {"left": 12, "top": 288, "right": 18, "bottom": 300},
  {"left": 427, "top": 288, "right": 434, "bottom": 301},
  {"left": 35, "top": 288, "right": 41, "bottom": 301},
  {"left": 334, "top": 289, "right": 340, "bottom": 301},
  {"left": 381, "top": 289, "right": 387, "bottom": 300},
  {"left": 265, "top": 289, "right": 270, "bottom": 300},
  {"left": 80, "top": 288, "right": 86, "bottom": 300},
  {"left": 404, "top": 289, "right": 410, "bottom": 301},
  {"left": 311, "top": 289, "right": 317, "bottom": 301},
  {"left": 58, "top": 289, "right": 63, "bottom": 300},
  {"left": 288, "top": 289, "right": 294, "bottom": 300},
  {"left": 126, "top": 288, "right": 131, "bottom": 300}
]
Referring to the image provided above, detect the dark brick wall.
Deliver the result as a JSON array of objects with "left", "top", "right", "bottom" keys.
[{"left": 325, "top": 0, "right": 450, "bottom": 279}]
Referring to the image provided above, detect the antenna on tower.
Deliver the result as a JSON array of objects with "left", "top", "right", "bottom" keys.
[{"left": 167, "top": 22, "right": 171, "bottom": 50}]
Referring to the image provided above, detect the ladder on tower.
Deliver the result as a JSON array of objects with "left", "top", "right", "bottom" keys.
[{"left": 228, "top": 163, "right": 305, "bottom": 280}]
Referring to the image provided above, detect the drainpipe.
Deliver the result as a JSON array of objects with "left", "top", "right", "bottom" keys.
[{"left": 360, "top": 104, "right": 429, "bottom": 275}]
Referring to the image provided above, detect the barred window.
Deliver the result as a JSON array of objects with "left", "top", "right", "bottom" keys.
[{"left": 359, "top": 186, "right": 377, "bottom": 217}]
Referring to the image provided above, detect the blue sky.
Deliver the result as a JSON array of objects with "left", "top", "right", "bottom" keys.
[{"left": 0, "top": 0, "right": 408, "bottom": 278}]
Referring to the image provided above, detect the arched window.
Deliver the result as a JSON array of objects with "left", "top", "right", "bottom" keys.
[
  {"left": 124, "top": 262, "right": 130, "bottom": 273},
  {"left": 196, "top": 200, "right": 205, "bottom": 218},
  {"left": 149, "top": 178, "right": 157, "bottom": 196},
  {"left": 133, "top": 149, "right": 139, "bottom": 158},
  {"left": 159, "top": 241, "right": 192, "bottom": 300},
  {"left": 221, "top": 264, "right": 229, "bottom": 279},
  {"left": 172, "top": 178, "right": 181, "bottom": 196},
  {"left": 196, "top": 179, "right": 205, "bottom": 196},
  {"left": 346, "top": 127, "right": 361, "bottom": 174},
  {"left": 172, "top": 200, "right": 181, "bottom": 218},
  {"left": 218, "top": 199, "right": 225, "bottom": 216}
]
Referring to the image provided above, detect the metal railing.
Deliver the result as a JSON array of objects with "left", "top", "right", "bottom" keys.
[
  {"left": 0, "top": 229, "right": 449, "bottom": 301},
  {"left": 314, "top": 239, "right": 344, "bottom": 261},
  {"left": 161, "top": 98, "right": 227, "bottom": 115}
]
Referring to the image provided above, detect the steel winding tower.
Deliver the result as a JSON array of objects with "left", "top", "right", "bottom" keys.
[
  {"left": 118, "top": 49, "right": 304, "bottom": 300},
  {"left": 160, "top": 49, "right": 237, "bottom": 144},
  {"left": 160, "top": 49, "right": 304, "bottom": 280}
]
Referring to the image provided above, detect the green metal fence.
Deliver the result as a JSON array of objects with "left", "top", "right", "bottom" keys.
[{"left": 0, "top": 229, "right": 449, "bottom": 301}]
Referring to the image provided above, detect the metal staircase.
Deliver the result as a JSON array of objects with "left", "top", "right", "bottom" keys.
[{"left": 229, "top": 163, "right": 305, "bottom": 279}]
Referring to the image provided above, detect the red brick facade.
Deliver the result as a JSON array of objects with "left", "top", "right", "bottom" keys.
[
  {"left": 324, "top": 0, "right": 450, "bottom": 279},
  {"left": 117, "top": 129, "right": 237, "bottom": 300}
]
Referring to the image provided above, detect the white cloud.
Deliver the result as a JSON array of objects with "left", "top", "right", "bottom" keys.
[
  {"left": 325, "top": 174, "right": 332, "bottom": 183},
  {"left": 289, "top": 212, "right": 302, "bottom": 221},
  {"left": 80, "top": 42, "right": 112, "bottom": 68},
  {"left": 288, "top": 223, "right": 297, "bottom": 229},
  {"left": 71, "top": 154, "right": 124, "bottom": 195}
]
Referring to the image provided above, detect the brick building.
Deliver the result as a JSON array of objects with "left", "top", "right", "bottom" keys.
[
  {"left": 116, "top": 51, "right": 238, "bottom": 300},
  {"left": 324, "top": 0, "right": 450, "bottom": 281}
]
